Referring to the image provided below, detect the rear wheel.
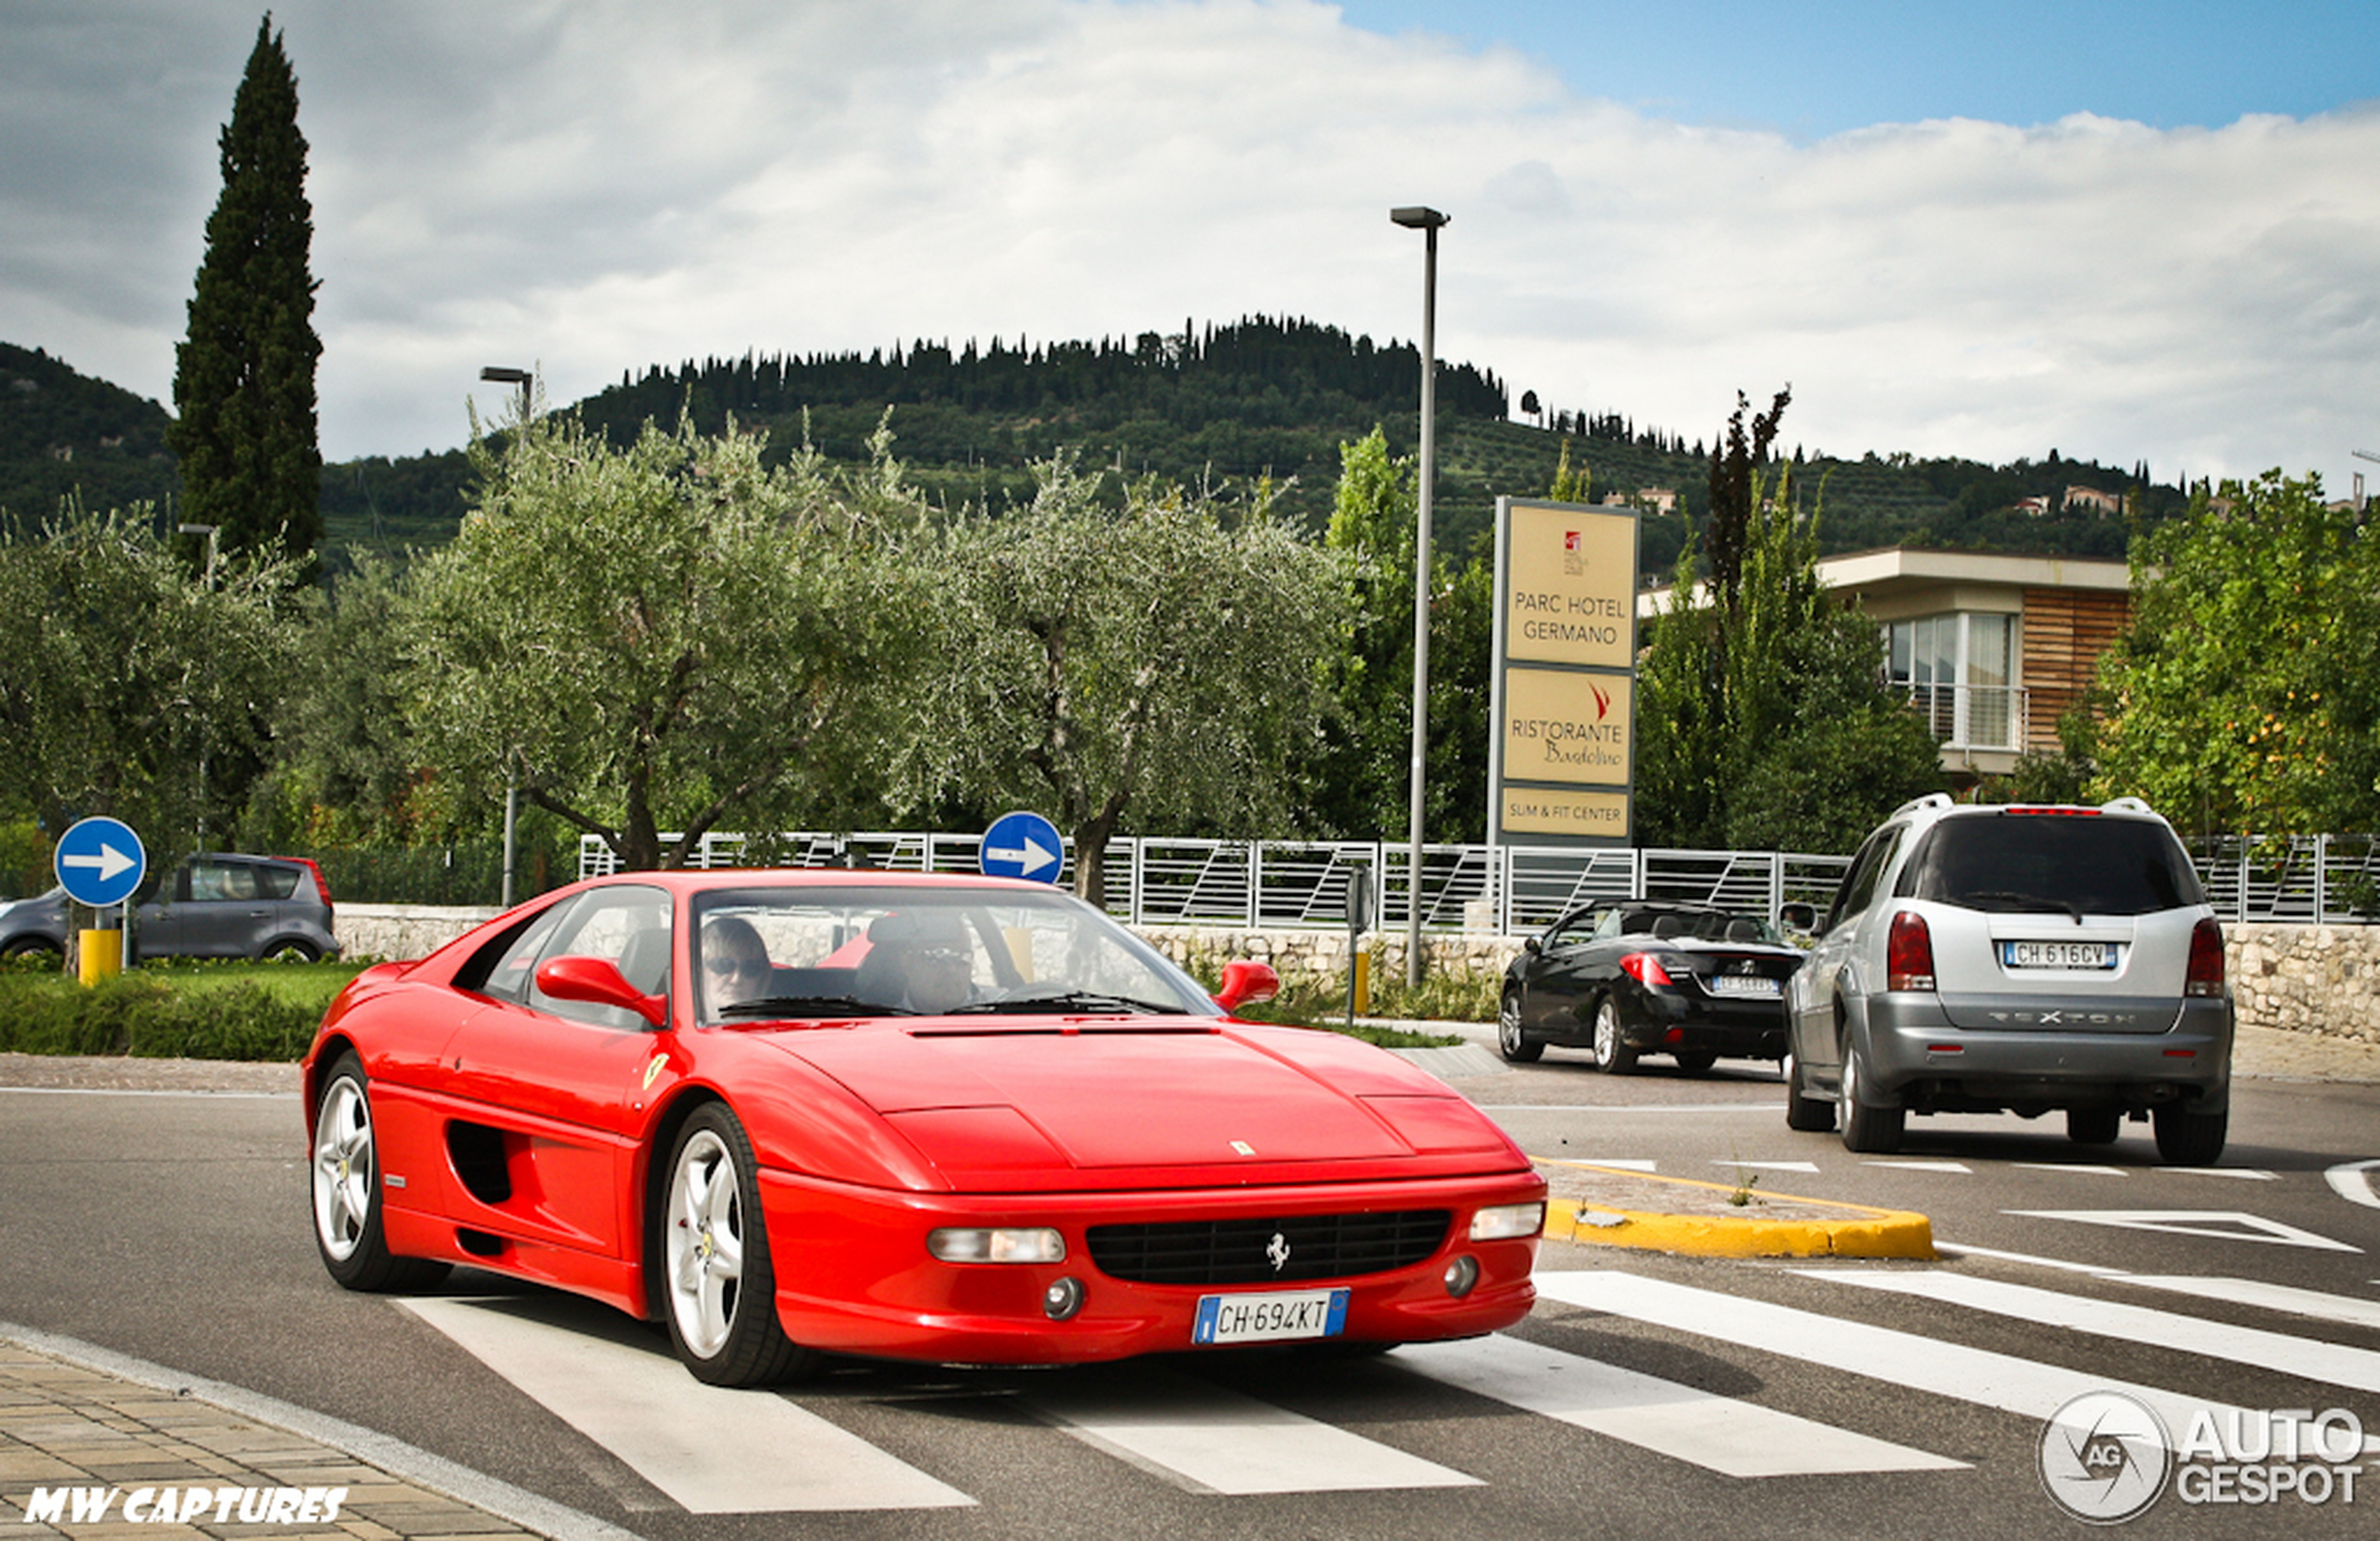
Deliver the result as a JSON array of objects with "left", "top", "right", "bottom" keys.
[
  {"left": 2066, "top": 1108, "right": 2122, "bottom": 1147},
  {"left": 1837, "top": 1038, "right": 1903, "bottom": 1154},
  {"left": 2152, "top": 1104, "right": 2227, "bottom": 1165},
  {"left": 1783, "top": 1052, "right": 1835, "bottom": 1133},
  {"left": 1590, "top": 998, "right": 1638, "bottom": 1074},
  {"left": 261, "top": 938, "right": 321, "bottom": 964},
  {"left": 660, "top": 1103, "right": 816, "bottom": 1386},
  {"left": 1496, "top": 990, "right": 1543, "bottom": 1063}
]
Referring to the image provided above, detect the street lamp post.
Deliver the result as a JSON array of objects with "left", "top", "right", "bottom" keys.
[
  {"left": 480, "top": 367, "right": 534, "bottom": 907},
  {"left": 1390, "top": 205, "right": 1447, "bottom": 988}
]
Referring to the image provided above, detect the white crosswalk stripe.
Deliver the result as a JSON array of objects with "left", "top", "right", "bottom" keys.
[
  {"left": 398, "top": 1298, "right": 974, "bottom": 1513},
  {"left": 396, "top": 1262, "right": 2380, "bottom": 1513},
  {"left": 1806, "top": 1267, "right": 2380, "bottom": 1398},
  {"left": 1395, "top": 1331, "right": 1965, "bottom": 1476}
]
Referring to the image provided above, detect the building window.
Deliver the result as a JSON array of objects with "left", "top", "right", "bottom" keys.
[{"left": 1885, "top": 614, "right": 2021, "bottom": 749}]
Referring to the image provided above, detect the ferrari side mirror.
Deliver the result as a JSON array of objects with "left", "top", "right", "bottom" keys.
[
  {"left": 535, "top": 955, "right": 667, "bottom": 1029},
  {"left": 1214, "top": 959, "right": 1280, "bottom": 1014}
]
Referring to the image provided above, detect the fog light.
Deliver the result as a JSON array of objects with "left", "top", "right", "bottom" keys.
[
  {"left": 1043, "top": 1276, "right": 1085, "bottom": 1321},
  {"left": 1469, "top": 1202, "right": 1546, "bottom": 1241},
  {"left": 928, "top": 1226, "right": 1066, "bottom": 1264},
  {"left": 1443, "top": 1255, "right": 1480, "bottom": 1297}
]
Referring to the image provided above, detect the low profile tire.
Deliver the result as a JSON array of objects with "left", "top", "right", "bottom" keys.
[
  {"left": 661, "top": 1103, "right": 816, "bottom": 1387},
  {"left": 1590, "top": 998, "right": 1639, "bottom": 1074},
  {"left": 1837, "top": 1038, "right": 1903, "bottom": 1154},
  {"left": 2152, "top": 1104, "right": 2228, "bottom": 1165},
  {"left": 311, "top": 1053, "right": 449, "bottom": 1292},
  {"left": 2066, "top": 1108, "right": 2122, "bottom": 1147},
  {"left": 1783, "top": 1052, "right": 1836, "bottom": 1133},
  {"left": 1672, "top": 1049, "right": 1718, "bottom": 1075},
  {"left": 1497, "top": 990, "right": 1543, "bottom": 1063}
]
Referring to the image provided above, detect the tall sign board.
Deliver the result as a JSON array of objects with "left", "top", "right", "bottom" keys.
[{"left": 1489, "top": 498, "right": 1640, "bottom": 847}]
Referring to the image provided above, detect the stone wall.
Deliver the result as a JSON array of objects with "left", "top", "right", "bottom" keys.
[
  {"left": 334, "top": 905, "right": 2378, "bottom": 1043},
  {"left": 2228, "top": 922, "right": 2380, "bottom": 1046}
]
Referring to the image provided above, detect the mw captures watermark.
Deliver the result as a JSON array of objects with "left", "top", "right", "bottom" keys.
[
  {"left": 11, "top": 1486, "right": 349, "bottom": 1527},
  {"left": 2040, "top": 1391, "right": 2365, "bottom": 1525}
]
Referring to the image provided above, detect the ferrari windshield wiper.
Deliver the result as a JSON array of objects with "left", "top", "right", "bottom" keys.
[
  {"left": 946, "top": 989, "right": 1190, "bottom": 1016},
  {"left": 716, "top": 995, "right": 914, "bottom": 1019}
]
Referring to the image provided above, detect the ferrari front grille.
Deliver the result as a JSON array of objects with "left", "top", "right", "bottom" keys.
[{"left": 1085, "top": 1209, "right": 1452, "bottom": 1285}]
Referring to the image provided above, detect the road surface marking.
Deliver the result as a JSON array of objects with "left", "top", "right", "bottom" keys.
[
  {"left": 1398, "top": 1332, "right": 1964, "bottom": 1476},
  {"left": 2002, "top": 1208, "right": 2360, "bottom": 1252},
  {"left": 398, "top": 1298, "right": 973, "bottom": 1513},
  {"left": 1022, "top": 1368, "right": 1479, "bottom": 1495}
]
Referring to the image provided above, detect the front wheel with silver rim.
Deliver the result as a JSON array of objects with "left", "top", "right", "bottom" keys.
[
  {"left": 660, "top": 1103, "right": 815, "bottom": 1386},
  {"left": 1497, "top": 990, "right": 1543, "bottom": 1062},
  {"left": 310, "top": 1053, "right": 448, "bottom": 1292},
  {"left": 1837, "top": 1037, "right": 1903, "bottom": 1153},
  {"left": 1590, "top": 998, "right": 1639, "bottom": 1074}
]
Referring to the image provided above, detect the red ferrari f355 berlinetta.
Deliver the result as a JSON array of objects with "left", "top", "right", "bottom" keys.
[{"left": 305, "top": 870, "right": 1545, "bottom": 1385}]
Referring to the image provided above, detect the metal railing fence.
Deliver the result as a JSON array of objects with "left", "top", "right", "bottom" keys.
[{"left": 575, "top": 829, "right": 2380, "bottom": 929}]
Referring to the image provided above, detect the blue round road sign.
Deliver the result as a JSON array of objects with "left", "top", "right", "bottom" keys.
[
  {"left": 980, "top": 811, "right": 1064, "bottom": 883},
  {"left": 54, "top": 816, "right": 147, "bottom": 909}
]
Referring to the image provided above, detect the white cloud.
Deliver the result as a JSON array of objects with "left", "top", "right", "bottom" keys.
[{"left": 5, "top": 0, "right": 2375, "bottom": 487}]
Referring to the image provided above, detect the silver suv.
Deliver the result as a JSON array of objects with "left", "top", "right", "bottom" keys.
[{"left": 1781, "top": 794, "right": 2232, "bottom": 1163}]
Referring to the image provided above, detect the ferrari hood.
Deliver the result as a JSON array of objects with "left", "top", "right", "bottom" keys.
[{"left": 763, "top": 1019, "right": 1515, "bottom": 1180}]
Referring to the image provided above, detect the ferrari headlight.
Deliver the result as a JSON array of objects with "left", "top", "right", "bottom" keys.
[
  {"left": 928, "top": 1226, "right": 1066, "bottom": 1264},
  {"left": 1468, "top": 1202, "right": 1546, "bottom": 1242}
]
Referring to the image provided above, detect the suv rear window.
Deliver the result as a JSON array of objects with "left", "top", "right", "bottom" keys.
[{"left": 1899, "top": 814, "right": 2205, "bottom": 917}]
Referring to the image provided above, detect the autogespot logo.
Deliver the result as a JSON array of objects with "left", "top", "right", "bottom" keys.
[{"left": 2040, "top": 1391, "right": 2173, "bottom": 1525}]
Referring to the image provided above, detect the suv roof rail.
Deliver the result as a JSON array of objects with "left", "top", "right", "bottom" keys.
[{"left": 1889, "top": 793, "right": 1956, "bottom": 821}]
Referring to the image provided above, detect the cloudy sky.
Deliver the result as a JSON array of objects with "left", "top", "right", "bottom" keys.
[{"left": 6, "top": 0, "right": 2376, "bottom": 489}]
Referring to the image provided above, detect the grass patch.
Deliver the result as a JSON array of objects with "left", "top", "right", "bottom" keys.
[{"left": 0, "top": 960, "right": 367, "bottom": 1060}]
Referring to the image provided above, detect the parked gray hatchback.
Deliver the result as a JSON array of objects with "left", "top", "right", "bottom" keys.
[
  {"left": 1781, "top": 794, "right": 2232, "bottom": 1163},
  {"left": 0, "top": 852, "right": 340, "bottom": 964}
]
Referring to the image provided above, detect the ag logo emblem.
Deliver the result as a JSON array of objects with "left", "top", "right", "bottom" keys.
[{"left": 2039, "top": 1390, "right": 2171, "bottom": 1524}]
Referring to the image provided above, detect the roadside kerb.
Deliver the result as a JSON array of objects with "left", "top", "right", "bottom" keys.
[{"left": 1537, "top": 1158, "right": 1937, "bottom": 1260}]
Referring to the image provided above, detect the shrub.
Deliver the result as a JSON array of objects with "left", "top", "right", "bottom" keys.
[{"left": 0, "top": 971, "right": 332, "bottom": 1060}]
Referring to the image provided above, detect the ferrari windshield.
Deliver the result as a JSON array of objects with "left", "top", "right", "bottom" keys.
[{"left": 689, "top": 883, "right": 1213, "bottom": 1023}]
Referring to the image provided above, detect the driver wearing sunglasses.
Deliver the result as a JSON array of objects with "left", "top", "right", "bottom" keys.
[{"left": 699, "top": 916, "right": 774, "bottom": 1012}]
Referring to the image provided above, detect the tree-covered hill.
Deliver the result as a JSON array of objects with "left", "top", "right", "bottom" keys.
[
  {"left": 5, "top": 324, "right": 2193, "bottom": 576},
  {"left": 0, "top": 344, "right": 179, "bottom": 521}
]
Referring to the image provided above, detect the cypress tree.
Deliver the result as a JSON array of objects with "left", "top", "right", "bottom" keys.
[{"left": 169, "top": 15, "right": 322, "bottom": 575}]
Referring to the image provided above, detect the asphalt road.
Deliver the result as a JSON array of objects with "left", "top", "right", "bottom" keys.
[{"left": 2, "top": 1050, "right": 2375, "bottom": 1541}]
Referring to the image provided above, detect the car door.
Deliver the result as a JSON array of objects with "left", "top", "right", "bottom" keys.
[
  {"left": 165, "top": 858, "right": 279, "bottom": 957},
  {"left": 433, "top": 883, "right": 676, "bottom": 1260},
  {"left": 1522, "top": 908, "right": 1609, "bottom": 1038},
  {"left": 1792, "top": 825, "right": 1906, "bottom": 1085}
]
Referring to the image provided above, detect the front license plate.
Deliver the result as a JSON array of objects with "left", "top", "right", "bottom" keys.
[
  {"left": 2001, "top": 941, "right": 2116, "bottom": 971},
  {"left": 1708, "top": 974, "right": 1780, "bottom": 998},
  {"left": 1192, "top": 1288, "right": 1350, "bottom": 1345}
]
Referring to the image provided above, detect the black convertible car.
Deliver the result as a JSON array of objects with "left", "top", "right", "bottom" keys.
[{"left": 1498, "top": 901, "right": 1807, "bottom": 1073}]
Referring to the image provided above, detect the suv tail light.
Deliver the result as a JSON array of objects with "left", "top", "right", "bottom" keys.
[
  {"left": 2186, "top": 917, "right": 2225, "bottom": 998},
  {"left": 1886, "top": 911, "right": 1936, "bottom": 992},
  {"left": 1619, "top": 952, "right": 1675, "bottom": 988}
]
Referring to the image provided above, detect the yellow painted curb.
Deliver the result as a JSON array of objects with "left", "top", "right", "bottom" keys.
[{"left": 1540, "top": 1161, "right": 1936, "bottom": 1260}]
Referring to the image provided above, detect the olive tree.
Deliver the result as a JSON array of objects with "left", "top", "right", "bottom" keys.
[
  {"left": 0, "top": 503, "right": 302, "bottom": 860},
  {"left": 912, "top": 455, "right": 1337, "bottom": 900},
  {"left": 400, "top": 411, "right": 925, "bottom": 871}
]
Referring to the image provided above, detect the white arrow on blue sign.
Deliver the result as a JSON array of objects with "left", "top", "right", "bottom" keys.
[
  {"left": 53, "top": 816, "right": 148, "bottom": 909},
  {"left": 980, "top": 810, "right": 1064, "bottom": 883}
]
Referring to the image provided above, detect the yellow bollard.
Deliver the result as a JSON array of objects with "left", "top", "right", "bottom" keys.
[
  {"left": 1352, "top": 951, "right": 1371, "bottom": 1015},
  {"left": 78, "top": 930, "right": 123, "bottom": 986}
]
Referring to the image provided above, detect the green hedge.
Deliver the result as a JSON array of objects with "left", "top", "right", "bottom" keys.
[{"left": 0, "top": 971, "right": 341, "bottom": 1060}]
